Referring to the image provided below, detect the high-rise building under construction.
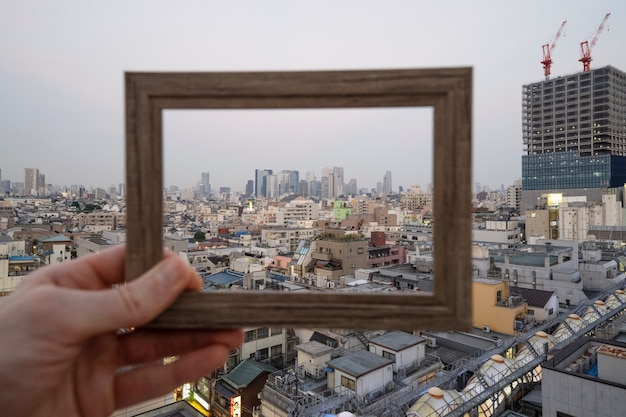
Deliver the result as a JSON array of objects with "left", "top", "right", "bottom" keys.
[{"left": 521, "top": 65, "right": 626, "bottom": 209}]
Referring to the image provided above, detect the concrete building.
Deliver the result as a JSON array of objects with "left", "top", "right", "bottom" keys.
[
  {"left": 558, "top": 194, "right": 623, "bottom": 242},
  {"left": 74, "top": 235, "right": 114, "bottom": 257},
  {"left": 399, "top": 186, "right": 433, "bottom": 212},
  {"left": 505, "top": 179, "right": 522, "bottom": 210},
  {"left": 521, "top": 65, "right": 626, "bottom": 209},
  {"left": 473, "top": 219, "right": 521, "bottom": 245},
  {"left": 309, "top": 229, "right": 369, "bottom": 281},
  {"left": 326, "top": 350, "right": 394, "bottom": 398},
  {"left": 76, "top": 211, "right": 120, "bottom": 231},
  {"left": 368, "top": 331, "right": 426, "bottom": 375},
  {"left": 473, "top": 240, "right": 587, "bottom": 307},
  {"left": 542, "top": 338, "right": 626, "bottom": 417},
  {"left": 273, "top": 198, "right": 319, "bottom": 227},
  {"left": 472, "top": 278, "right": 529, "bottom": 335}
]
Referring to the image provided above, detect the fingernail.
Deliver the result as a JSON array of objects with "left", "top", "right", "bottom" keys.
[{"left": 154, "top": 259, "right": 179, "bottom": 287}]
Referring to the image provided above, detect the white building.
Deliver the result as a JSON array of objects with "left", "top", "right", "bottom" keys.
[
  {"left": 368, "top": 331, "right": 426, "bottom": 374},
  {"left": 326, "top": 350, "right": 394, "bottom": 398}
]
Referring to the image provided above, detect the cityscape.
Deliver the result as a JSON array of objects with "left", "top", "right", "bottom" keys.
[
  {"left": 2, "top": 3, "right": 626, "bottom": 417},
  {"left": 3, "top": 62, "right": 626, "bottom": 417}
]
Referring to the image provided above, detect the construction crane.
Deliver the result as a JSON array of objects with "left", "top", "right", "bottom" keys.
[
  {"left": 579, "top": 12, "right": 611, "bottom": 72},
  {"left": 541, "top": 20, "right": 567, "bottom": 79}
]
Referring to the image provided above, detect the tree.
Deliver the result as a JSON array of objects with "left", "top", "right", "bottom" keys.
[{"left": 194, "top": 231, "right": 206, "bottom": 242}]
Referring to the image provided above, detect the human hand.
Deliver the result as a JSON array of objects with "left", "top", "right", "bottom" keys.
[{"left": 0, "top": 245, "right": 244, "bottom": 417}]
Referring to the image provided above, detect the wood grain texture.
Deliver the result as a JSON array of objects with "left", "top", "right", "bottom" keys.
[{"left": 125, "top": 68, "right": 473, "bottom": 331}]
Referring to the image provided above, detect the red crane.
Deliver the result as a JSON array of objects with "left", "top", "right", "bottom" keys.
[
  {"left": 541, "top": 20, "right": 567, "bottom": 79},
  {"left": 579, "top": 12, "right": 611, "bottom": 72}
]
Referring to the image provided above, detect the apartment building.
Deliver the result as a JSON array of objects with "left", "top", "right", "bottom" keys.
[
  {"left": 309, "top": 229, "right": 369, "bottom": 281},
  {"left": 261, "top": 227, "right": 319, "bottom": 252},
  {"left": 76, "top": 211, "right": 120, "bottom": 231}
]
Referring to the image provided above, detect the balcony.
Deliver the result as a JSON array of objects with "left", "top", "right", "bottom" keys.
[{"left": 311, "top": 251, "right": 332, "bottom": 261}]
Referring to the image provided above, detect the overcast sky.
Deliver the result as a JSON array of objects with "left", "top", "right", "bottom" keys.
[{"left": 1, "top": 1, "right": 625, "bottom": 193}]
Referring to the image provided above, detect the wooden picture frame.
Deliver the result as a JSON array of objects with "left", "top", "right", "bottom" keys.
[{"left": 125, "top": 68, "right": 472, "bottom": 331}]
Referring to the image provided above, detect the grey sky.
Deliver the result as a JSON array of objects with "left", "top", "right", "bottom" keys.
[{"left": 1, "top": 1, "right": 625, "bottom": 192}]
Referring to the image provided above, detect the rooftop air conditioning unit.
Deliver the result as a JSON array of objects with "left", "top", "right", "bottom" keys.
[
  {"left": 425, "top": 337, "right": 437, "bottom": 348},
  {"left": 482, "top": 326, "right": 491, "bottom": 333}
]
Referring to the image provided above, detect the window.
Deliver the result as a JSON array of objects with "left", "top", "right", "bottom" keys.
[
  {"left": 382, "top": 351, "right": 396, "bottom": 362},
  {"left": 271, "top": 328, "right": 283, "bottom": 336},
  {"left": 341, "top": 375, "right": 356, "bottom": 391},
  {"left": 257, "top": 328, "right": 269, "bottom": 339},
  {"left": 271, "top": 344, "right": 282, "bottom": 357},
  {"left": 496, "top": 290, "right": 502, "bottom": 303},
  {"left": 244, "top": 330, "right": 255, "bottom": 342},
  {"left": 256, "top": 348, "right": 269, "bottom": 360}
]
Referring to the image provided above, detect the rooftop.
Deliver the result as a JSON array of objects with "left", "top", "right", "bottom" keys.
[
  {"left": 326, "top": 350, "right": 393, "bottom": 378},
  {"left": 369, "top": 330, "right": 425, "bottom": 351}
]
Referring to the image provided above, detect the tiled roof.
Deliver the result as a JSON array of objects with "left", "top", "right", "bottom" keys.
[
  {"left": 510, "top": 286, "right": 555, "bottom": 308},
  {"left": 222, "top": 359, "right": 278, "bottom": 389}
]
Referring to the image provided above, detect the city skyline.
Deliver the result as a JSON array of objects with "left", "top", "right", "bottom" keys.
[
  {"left": 2, "top": 164, "right": 424, "bottom": 197},
  {"left": 2, "top": 2, "right": 626, "bottom": 191}
]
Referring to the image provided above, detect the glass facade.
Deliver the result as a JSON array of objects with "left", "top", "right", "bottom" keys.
[
  {"left": 521, "top": 66, "right": 626, "bottom": 191},
  {"left": 522, "top": 152, "right": 626, "bottom": 190}
]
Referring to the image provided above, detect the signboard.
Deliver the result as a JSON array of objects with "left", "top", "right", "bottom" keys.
[{"left": 230, "top": 395, "right": 241, "bottom": 417}]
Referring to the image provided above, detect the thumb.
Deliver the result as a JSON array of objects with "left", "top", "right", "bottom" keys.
[{"left": 70, "top": 256, "right": 200, "bottom": 335}]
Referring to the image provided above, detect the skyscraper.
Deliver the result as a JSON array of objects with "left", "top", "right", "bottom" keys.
[
  {"left": 200, "top": 172, "right": 210, "bottom": 197},
  {"left": 383, "top": 171, "right": 392, "bottom": 194},
  {"left": 24, "top": 168, "right": 39, "bottom": 196},
  {"left": 254, "top": 169, "right": 273, "bottom": 198},
  {"left": 245, "top": 180, "right": 254, "bottom": 197},
  {"left": 521, "top": 65, "right": 626, "bottom": 208}
]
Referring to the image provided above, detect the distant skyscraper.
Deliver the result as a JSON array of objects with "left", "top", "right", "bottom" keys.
[
  {"left": 383, "top": 171, "right": 392, "bottom": 194},
  {"left": 521, "top": 65, "right": 626, "bottom": 207},
  {"left": 344, "top": 178, "right": 358, "bottom": 195},
  {"left": 276, "top": 170, "right": 299, "bottom": 196},
  {"left": 322, "top": 167, "right": 343, "bottom": 198},
  {"left": 200, "top": 172, "right": 210, "bottom": 197},
  {"left": 24, "top": 168, "right": 39, "bottom": 196},
  {"left": 255, "top": 169, "right": 273, "bottom": 198},
  {"left": 245, "top": 180, "right": 254, "bottom": 197}
]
